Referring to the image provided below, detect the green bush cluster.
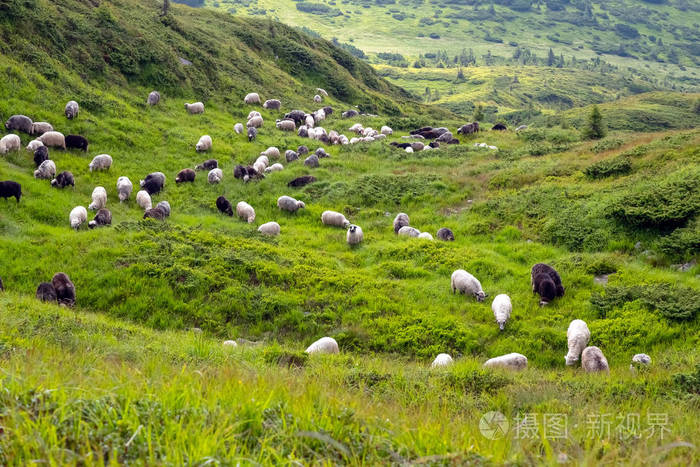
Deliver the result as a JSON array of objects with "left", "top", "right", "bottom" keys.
[
  {"left": 590, "top": 284, "right": 700, "bottom": 320},
  {"left": 584, "top": 156, "right": 632, "bottom": 179}
]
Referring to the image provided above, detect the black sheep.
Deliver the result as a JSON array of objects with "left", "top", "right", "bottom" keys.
[
  {"left": 89, "top": 208, "right": 112, "bottom": 228},
  {"left": 287, "top": 175, "right": 316, "bottom": 188},
  {"left": 51, "top": 171, "right": 75, "bottom": 188},
  {"left": 429, "top": 141, "right": 440, "bottom": 148},
  {"left": 144, "top": 207, "right": 167, "bottom": 221},
  {"left": 247, "top": 127, "right": 257, "bottom": 142},
  {"left": 65, "top": 134, "right": 88, "bottom": 151},
  {"left": 297, "top": 145, "right": 309, "bottom": 155},
  {"left": 531, "top": 263, "right": 565, "bottom": 306},
  {"left": 141, "top": 172, "right": 165, "bottom": 195},
  {"left": 195, "top": 159, "right": 218, "bottom": 171},
  {"left": 34, "top": 146, "right": 49, "bottom": 167},
  {"left": 52, "top": 272, "right": 76, "bottom": 307},
  {"left": 0, "top": 180, "right": 21, "bottom": 202},
  {"left": 234, "top": 165, "right": 247, "bottom": 180},
  {"left": 216, "top": 196, "right": 233, "bottom": 216},
  {"left": 175, "top": 168, "right": 196, "bottom": 184},
  {"left": 341, "top": 109, "right": 359, "bottom": 118},
  {"left": 322, "top": 106, "right": 333, "bottom": 115},
  {"left": 36, "top": 282, "right": 57, "bottom": 302},
  {"left": 492, "top": 123, "right": 507, "bottom": 131},
  {"left": 437, "top": 227, "right": 455, "bottom": 241},
  {"left": 5, "top": 115, "right": 33, "bottom": 134},
  {"left": 284, "top": 110, "right": 306, "bottom": 126}
]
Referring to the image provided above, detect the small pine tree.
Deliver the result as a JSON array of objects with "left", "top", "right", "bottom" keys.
[
  {"left": 162, "top": 0, "right": 169, "bottom": 15},
  {"left": 693, "top": 98, "right": 700, "bottom": 114},
  {"left": 473, "top": 103, "right": 484, "bottom": 122},
  {"left": 583, "top": 105, "right": 606, "bottom": 139},
  {"left": 547, "top": 48, "right": 555, "bottom": 66},
  {"left": 456, "top": 67, "right": 465, "bottom": 80}
]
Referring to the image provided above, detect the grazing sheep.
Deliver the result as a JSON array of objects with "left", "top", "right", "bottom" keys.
[
  {"left": 253, "top": 161, "right": 267, "bottom": 175},
  {"left": 34, "top": 159, "right": 56, "bottom": 179},
  {"left": 69, "top": 206, "right": 87, "bottom": 230},
  {"left": 239, "top": 165, "right": 264, "bottom": 182},
  {"left": 31, "top": 122, "right": 53, "bottom": 136},
  {"left": 287, "top": 175, "right": 316, "bottom": 188},
  {"left": 27, "top": 139, "right": 44, "bottom": 152},
  {"left": 34, "top": 146, "right": 49, "bottom": 168},
  {"left": 565, "top": 319, "right": 591, "bottom": 366},
  {"left": 317, "top": 88, "right": 328, "bottom": 97},
  {"left": 411, "top": 142, "right": 425, "bottom": 151},
  {"left": 216, "top": 196, "right": 233, "bottom": 216},
  {"left": 89, "top": 154, "right": 112, "bottom": 172},
  {"left": 144, "top": 207, "right": 167, "bottom": 221},
  {"left": 89, "top": 208, "right": 112, "bottom": 229},
  {"left": 38, "top": 131, "right": 66, "bottom": 149},
  {"left": 147, "top": 91, "right": 161, "bottom": 106},
  {"left": 184, "top": 102, "right": 204, "bottom": 114},
  {"left": 88, "top": 186, "right": 107, "bottom": 211},
  {"left": 322, "top": 106, "right": 333, "bottom": 115},
  {"left": 457, "top": 122, "right": 479, "bottom": 135},
  {"left": 156, "top": 201, "right": 171, "bottom": 217},
  {"left": 136, "top": 190, "right": 152, "bottom": 210},
  {"left": 285, "top": 150, "right": 299, "bottom": 162},
  {"left": 342, "top": 110, "right": 359, "bottom": 118},
  {"left": 451, "top": 269, "right": 486, "bottom": 301},
  {"left": 36, "top": 282, "right": 57, "bottom": 302},
  {"left": 65, "top": 101, "right": 79, "bottom": 119},
  {"left": 630, "top": 353, "right": 651, "bottom": 370},
  {"left": 381, "top": 125, "right": 393, "bottom": 136},
  {"left": 208, "top": 168, "right": 223, "bottom": 184},
  {"left": 492, "top": 123, "right": 507, "bottom": 131},
  {"left": 277, "top": 195, "right": 305, "bottom": 213},
  {"left": 398, "top": 226, "right": 420, "bottom": 237},
  {"left": 429, "top": 141, "right": 440, "bottom": 149},
  {"left": 263, "top": 99, "right": 281, "bottom": 110},
  {"left": 347, "top": 224, "right": 363, "bottom": 246},
  {"left": 431, "top": 353, "right": 453, "bottom": 368},
  {"left": 436, "top": 227, "right": 454, "bottom": 241},
  {"left": 304, "top": 154, "right": 319, "bottom": 168},
  {"left": 315, "top": 147, "right": 329, "bottom": 158},
  {"left": 0, "top": 181, "right": 21, "bottom": 202},
  {"left": 313, "top": 94, "right": 322, "bottom": 103},
  {"left": 234, "top": 123, "right": 244, "bottom": 134},
  {"left": 175, "top": 168, "right": 196, "bottom": 184},
  {"left": 66, "top": 134, "right": 88, "bottom": 151},
  {"left": 492, "top": 294, "right": 512, "bottom": 331},
  {"left": 195, "top": 135, "right": 212, "bottom": 152},
  {"left": 236, "top": 201, "right": 256, "bottom": 223},
  {"left": 223, "top": 340, "right": 238, "bottom": 348},
  {"left": 531, "top": 263, "right": 565, "bottom": 306},
  {"left": 244, "top": 93, "right": 261, "bottom": 105},
  {"left": 305, "top": 336, "right": 339, "bottom": 355},
  {"left": 0, "top": 134, "right": 21, "bottom": 154},
  {"left": 116, "top": 177, "right": 133, "bottom": 202},
  {"left": 276, "top": 119, "right": 296, "bottom": 131},
  {"left": 233, "top": 165, "right": 247, "bottom": 180},
  {"left": 247, "top": 127, "right": 257, "bottom": 142},
  {"left": 581, "top": 346, "right": 609, "bottom": 373},
  {"left": 305, "top": 114, "right": 315, "bottom": 128},
  {"left": 140, "top": 172, "right": 165, "bottom": 195},
  {"left": 285, "top": 110, "right": 307, "bottom": 126},
  {"left": 264, "top": 163, "right": 284, "bottom": 173},
  {"left": 393, "top": 213, "right": 410, "bottom": 234},
  {"left": 313, "top": 109, "right": 326, "bottom": 123},
  {"left": 248, "top": 111, "right": 261, "bottom": 120},
  {"left": 195, "top": 159, "right": 218, "bottom": 171},
  {"left": 436, "top": 131, "right": 454, "bottom": 144},
  {"left": 261, "top": 147, "right": 281, "bottom": 159},
  {"left": 5, "top": 114, "right": 33, "bottom": 133},
  {"left": 484, "top": 353, "right": 528, "bottom": 371},
  {"left": 322, "top": 210, "right": 350, "bottom": 228},
  {"left": 51, "top": 171, "right": 75, "bottom": 189},
  {"left": 298, "top": 126, "right": 309, "bottom": 138},
  {"left": 418, "top": 232, "right": 433, "bottom": 240},
  {"left": 349, "top": 123, "right": 363, "bottom": 133},
  {"left": 515, "top": 125, "right": 528, "bottom": 132},
  {"left": 258, "top": 221, "right": 280, "bottom": 235}
]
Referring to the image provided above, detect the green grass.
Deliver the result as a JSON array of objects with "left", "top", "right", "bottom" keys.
[{"left": 0, "top": 0, "right": 698, "bottom": 463}]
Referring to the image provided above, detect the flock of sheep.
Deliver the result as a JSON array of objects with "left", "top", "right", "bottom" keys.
[{"left": 0, "top": 90, "right": 649, "bottom": 374}]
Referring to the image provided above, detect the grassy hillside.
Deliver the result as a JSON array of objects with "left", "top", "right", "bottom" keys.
[{"left": 0, "top": 0, "right": 699, "bottom": 463}]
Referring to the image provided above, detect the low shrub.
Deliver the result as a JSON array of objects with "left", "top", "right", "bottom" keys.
[{"left": 584, "top": 156, "right": 632, "bottom": 179}]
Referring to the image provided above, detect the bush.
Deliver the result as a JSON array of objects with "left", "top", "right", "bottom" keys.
[
  {"left": 590, "top": 284, "right": 700, "bottom": 320},
  {"left": 674, "top": 364, "right": 700, "bottom": 394},
  {"left": 582, "top": 105, "right": 606, "bottom": 140},
  {"left": 263, "top": 347, "right": 309, "bottom": 368},
  {"left": 584, "top": 156, "right": 632, "bottom": 179},
  {"left": 656, "top": 223, "right": 700, "bottom": 261},
  {"left": 592, "top": 138, "right": 625, "bottom": 153}
]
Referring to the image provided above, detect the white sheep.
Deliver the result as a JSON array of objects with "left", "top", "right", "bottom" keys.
[
  {"left": 277, "top": 196, "right": 305, "bottom": 213},
  {"left": 253, "top": 161, "right": 266, "bottom": 174},
  {"left": 276, "top": 119, "right": 295, "bottom": 131},
  {"left": 34, "top": 159, "right": 56, "bottom": 179},
  {"left": 136, "top": 190, "right": 152, "bottom": 210},
  {"left": 313, "top": 94, "right": 322, "bottom": 103},
  {"left": 258, "top": 221, "right": 281, "bottom": 236},
  {"left": 264, "top": 163, "right": 284, "bottom": 173},
  {"left": 418, "top": 232, "right": 434, "bottom": 241},
  {"left": 304, "top": 154, "right": 319, "bottom": 168},
  {"left": 69, "top": 206, "right": 87, "bottom": 229},
  {"left": 581, "top": 346, "right": 609, "bottom": 373},
  {"left": 321, "top": 210, "right": 350, "bottom": 228},
  {"left": 347, "top": 224, "right": 363, "bottom": 245},
  {"left": 256, "top": 156, "right": 270, "bottom": 168},
  {"left": 234, "top": 123, "right": 244, "bottom": 134},
  {"left": 88, "top": 186, "right": 107, "bottom": 211},
  {"left": 316, "top": 88, "right": 328, "bottom": 97},
  {"left": 223, "top": 340, "right": 238, "bottom": 348},
  {"left": 156, "top": 201, "right": 171, "bottom": 217},
  {"left": 492, "top": 294, "right": 512, "bottom": 331},
  {"left": 116, "top": 176, "right": 133, "bottom": 202},
  {"left": 65, "top": 100, "right": 79, "bottom": 119},
  {"left": 565, "top": 319, "right": 591, "bottom": 366},
  {"left": 484, "top": 353, "right": 528, "bottom": 371},
  {"left": 263, "top": 99, "right": 281, "bottom": 110},
  {"left": 184, "top": 102, "right": 204, "bottom": 114},
  {"left": 248, "top": 110, "right": 261, "bottom": 120},
  {"left": 431, "top": 353, "right": 453, "bottom": 368},
  {"left": 450, "top": 269, "right": 486, "bottom": 302},
  {"left": 381, "top": 125, "right": 393, "bottom": 136},
  {"left": 405, "top": 147, "right": 414, "bottom": 153},
  {"left": 630, "top": 353, "right": 651, "bottom": 371},
  {"left": 305, "top": 114, "right": 315, "bottom": 128},
  {"left": 208, "top": 168, "right": 223, "bottom": 184},
  {"left": 398, "top": 226, "right": 420, "bottom": 237},
  {"left": 195, "top": 135, "right": 212, "bottom": 152},
  {"left": 261, "top": 147, "right": 280, "bottom": 158},
  {"left": 411, "top": 142, "right": 425, "bottom": 151},
  {"left": 89, "top": 154, "right": 112, "bottom": 172},
  {"left": 236, "top": 201, "right": 256, "bottom": 223},
  {"left": 247, "top": 116, "right": 263, "bottom": 128},
  {"left": 313, "top": 109, "right": 326, "bottom": 124},
  {"left": 305, "top": 337, "right": 339, "bottom": 355},
  {"left": 26, "top": 139, "right": 44, "bottom": 152},
  {"left": 0, "top": 134, "right": 21, "bottom": 154},
  {"left": 31, "top": 122, "right": 53, "bottom": 136},
  {"left": 349, "top": 123, "right": 363, "bottom": 133},
  {"left": 147, "top": 91, "right": 160, "bottom": 106},
  {"left": 339, "top": 135, "right": 349, "bottom": 145},
  {"left": 393, "top": 213, "right": 409, "bottom": 233},
  {"left": 244, "top": 93, "right": 261, "bottom": 105}
]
